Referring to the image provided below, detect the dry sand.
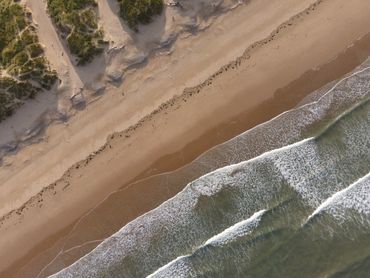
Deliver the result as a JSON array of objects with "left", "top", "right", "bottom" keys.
[{"left": 1, "top": 0, "right": 370, "bottom": 276}]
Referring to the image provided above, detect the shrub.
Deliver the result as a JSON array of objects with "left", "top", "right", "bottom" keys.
[
  {"left": 47, "top": 0, "right": 105, "bottom": 65},
  {"left": 0, "top": 0, "right": 57, "bottom": 121},
  {"left": 12, "top": 51, "right": 29, "bottom": 65},
  {"left": 27, "top": 43, "right": 44, "bottom": 58},
  {"left": 118, "top": 0, "right": 163, "bottom": 31}
]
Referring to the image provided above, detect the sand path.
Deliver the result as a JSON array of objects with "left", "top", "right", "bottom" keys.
[{"left": 25, "top": 0, "right": 84, "bottom": 101}]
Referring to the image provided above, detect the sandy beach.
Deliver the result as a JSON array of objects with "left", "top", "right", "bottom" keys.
[{"left": 1, "top": 0, "right": 370, "bottom": 276}]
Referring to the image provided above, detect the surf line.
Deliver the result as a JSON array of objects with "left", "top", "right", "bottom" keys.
[
  {"left": 304, "top": 171, "right": 370, "bottom": 224},
  {"left": 146, "top": 209, "right": 266, "bottom": 278}
]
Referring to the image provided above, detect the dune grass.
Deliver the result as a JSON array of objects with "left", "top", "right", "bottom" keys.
[
  {"left": 47, "top": 0, "right": 106, "bottom": 65},
  {"left": 118, "top": 0, "right": 164, "bottom": 31},
  {"left": 0, "top": 0, "right": 57, "bottom": 121}
]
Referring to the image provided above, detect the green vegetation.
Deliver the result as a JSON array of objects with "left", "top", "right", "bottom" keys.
[
  {"left": 0, "top": 0, "right": 57, "bottom": 121},
  {"left": 47, "top": 0, "right": 106, "bottom": 65},
  {"left": 118, "top": 0, "right": 164, "bottom": 31}
]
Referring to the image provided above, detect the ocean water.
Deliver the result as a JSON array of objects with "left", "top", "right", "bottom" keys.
[{"left": 50, "top": 60, "right": 370, "bottom": 277}]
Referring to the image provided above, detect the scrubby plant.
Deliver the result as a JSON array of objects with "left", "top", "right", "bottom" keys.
[
  {"left": 118, "top": 0, "right": 164, "bottom": 31},
  {"left": 27, "top": 43, "right": 44, "bottom": 58},
  {"left": 0, "top": 76, "right": 41, "bottom": 120},
  {"left": 0, "top": 0, "right": 57, "bottom": 121},
  {"left": 47, "top": 0, "right": 106, "bottom": 65}
]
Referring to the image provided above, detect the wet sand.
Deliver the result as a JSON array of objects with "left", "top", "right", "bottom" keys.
[{"left": 1, "top": 0, "right": 370, "bottom": 276}]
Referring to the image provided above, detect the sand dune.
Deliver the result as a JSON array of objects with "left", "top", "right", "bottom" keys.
[{"left": 26, "top": 0, "right": 84, "bottom": 107}]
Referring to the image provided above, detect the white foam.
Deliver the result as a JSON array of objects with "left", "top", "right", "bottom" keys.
[
  {"left": 204, "top": 209, "right": 266, "bottom": 245},
  {"left": 191, "top": 138, "right": 313, "bottom": 196},
  {"left": 306, "top": 172, "right": 370, "bottom": 222},
  {"left": 146, "top": 209, "right": 266, "bottom": 277},
  {"left": 146, "top": 255, "right": 189, "bottom": 278}
]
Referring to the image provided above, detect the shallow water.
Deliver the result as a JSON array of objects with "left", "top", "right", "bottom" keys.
[{"left": 51, "top": 60, "right": 370, "bottom": 278}]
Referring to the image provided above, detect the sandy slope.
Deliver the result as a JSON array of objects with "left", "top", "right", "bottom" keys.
[
  {"left": 1, "top": 0, "right": 370, "bottom": 276},
  {"left": 26, "top": 0, "right": 84, "bottom": 107}
]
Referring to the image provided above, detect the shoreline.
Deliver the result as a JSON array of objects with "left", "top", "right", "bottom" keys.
[
  {"left": 15, "top": 37, "right": 370, "bottom": 276},
  {"left": 1, "top": 0, "right": 370, "bottom": 276}
]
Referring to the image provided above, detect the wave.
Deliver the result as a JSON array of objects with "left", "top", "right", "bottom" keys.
[
  {"left": 50, "top": 60, "right": 370, "bottom": 277},
  {"left": 146, "top": 209, "right": 266, "bottom": 278},
  {"left": 204, "top": 209, "right": 266, "bottom": 246},
  {"left": 146, "top": 174, "right": 370, "bottom": 278},
  {"left": 306, "top": 172, "right": 370, "bottom": 223},
  {"left": 146, "top": 172, "right": 370, "bottom": 278}
]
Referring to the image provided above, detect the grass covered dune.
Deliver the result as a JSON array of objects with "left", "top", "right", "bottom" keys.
[
  {"left": 118, "top": 0, "right": 164, "bottom": 31},
  {"left": 0, "top": 0, "right": 164, "bottom": 122},
  {"left": 46, "top": 0, "right": 164, "bottom": 65},
  {"left": 46, "top": 0, "right": 107, "bottom": 65},
  {"left": 0, "top": 0, "right": 57, "bottom": 121}
]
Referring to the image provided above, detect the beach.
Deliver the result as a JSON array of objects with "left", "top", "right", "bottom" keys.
[{"left": 1, "top": 0, "right": 370, "bottom": 276}]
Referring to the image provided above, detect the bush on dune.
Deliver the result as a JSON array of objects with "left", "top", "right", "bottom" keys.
[
  {"left": 118, "top": 0, "right": 164, "bottom": 31},
  {"left": 47, "top": 0, "right": 106, "bottom": 65},
  {"left": 0, "top": 0, "right": 57, "bottom": 121}
]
